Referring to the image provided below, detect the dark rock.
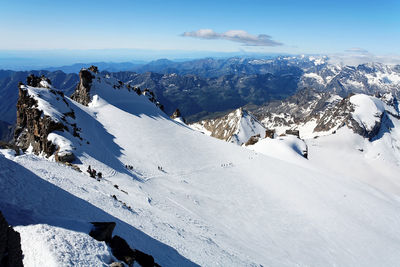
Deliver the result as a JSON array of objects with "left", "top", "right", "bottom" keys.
[
  {"left": 285, "top": 129, "right": 300, "bottom": 137},
  {"left": 110, "top": 235, "right": 155, "bottom": 267},
  {"left": 134, "top": 249, "right": 156, "bottom": 267},
  {"left": 26, "top": 74, "right": 51, "bottom": 88},
  {"left": 302, "top": 147, "right": 308, "bottom": 159},
  {"left": 0, "top": 141, "right": 20, "bottom": 155},
  {"left": 110, "top": 236, "right": 135, "bottom": 266},
  {"left": 71, "top": 69, "right": 94, "bottom": 106},
  {"left": 171, "top": 108, "right": 182, "bottom": 119},
  {"left": 265, "top": 129, "right": 275, "bottom": 138},
  {"left": 0, "top": 211, "right": 24, "bottom": 267},
  {"left": 88, "top": 65, "right": 99, "bottom": 73},
  {"left": 244, "top": 134, "right": 261, "bottom": 146},
  {"left": 89, "top": 222, "right": 116, "bottom": 243},
  {"left": 14, "top": 86, "right": 64, "bottom": 157},
  {"left": 170, "top": 108, "right": 186, "bottom": 123},
  {"left": 54, "top": 149, "right": 75, "bottom": 163}
]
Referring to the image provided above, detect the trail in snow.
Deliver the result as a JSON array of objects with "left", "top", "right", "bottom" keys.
[{"left": 4, "top": 71, "right": 400, "bottom": 266}]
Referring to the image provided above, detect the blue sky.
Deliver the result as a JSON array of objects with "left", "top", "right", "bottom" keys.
[{"left": 0, "top": 0, "right": 399, "bottom": 57}]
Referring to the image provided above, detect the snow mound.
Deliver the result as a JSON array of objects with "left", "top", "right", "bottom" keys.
[
  {"left": 230, "top": 108, "right": 266, "bottom": 145},
  {"left": 16, "top": 224, "right": 114, "bottom": 267},
  {"left": 350, "top": 94, "right": 386, "bottom": 131},
  {"left": 246, "top": 135, "right": 308, "bottom": 163},
  {"left": 190, "top": 108, "right": 266, "bottom": 145}
]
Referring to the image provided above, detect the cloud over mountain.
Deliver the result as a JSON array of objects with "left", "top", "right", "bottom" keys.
[{"left": 181, "top": 29, "right": 283, "bottom": 46}]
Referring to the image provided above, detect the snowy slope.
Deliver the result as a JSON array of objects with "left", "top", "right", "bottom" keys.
[
  {"left": 3, "top": 71, "right": 400, "bottom": 266},
  {"left": 246, "top": 135, "right": 308, "bottom": 165}
]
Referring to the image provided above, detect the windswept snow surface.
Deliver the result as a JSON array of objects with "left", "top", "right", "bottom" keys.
[
  {"left": 246, "top": 135, "right": 308, "bottom": 165},
  {"left": 350, "top": 94, "right": 386, "bottom": 131},
  {"left": 16, "top": 224, "right": 114, "bottom": 267},
  {"left": 3, "top": 73, "right": 400, "bottom": 266}
]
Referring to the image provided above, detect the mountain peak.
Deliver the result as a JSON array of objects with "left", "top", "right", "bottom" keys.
[{"left": 190, "top": 107, "right": 266, "bottom": 145}]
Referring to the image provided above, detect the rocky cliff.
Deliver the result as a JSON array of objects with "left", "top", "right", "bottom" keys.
[
  {"left": 14, "top": 77, "right": 65, "bottom": 157},
  {"left": 0, "top": 211, "right": 24, "bottom": 267},
  {"left": 14, "top": 75, "right": 77, "bottom": 162},
  {"left": 253, "top": 89, "right": 400, "bottom": 140},
  {"left": 70, "top": 67, "right": 95, "bottom": 106}
]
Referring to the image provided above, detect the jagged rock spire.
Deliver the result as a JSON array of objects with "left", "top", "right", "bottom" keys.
[
  {"left": 71, "top": 68, "right": 95, "bottom": 106},
  {"left": 26, "top": 74, "right": 52, "bottom": 88}
]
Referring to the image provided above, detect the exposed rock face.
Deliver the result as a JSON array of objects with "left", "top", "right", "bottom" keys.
[
  {"left": 0, "top": 211, "right": 24, "bottom": 267},
  {"left": 265, "top": 129, "right": 275, "bottom": 138},
  {"left": 14, "top": 76, "right": 79, "bottom": 162},
  {"left": 170, "top": 108, "right": 182, "bottom": 119},
  {"left": 285, "top": 129, "right": 300, "bottom": 137},
  {"left": 312, "top": 95, "right": 387, "bottom": 140},
  {"left": 142, "top": 89, "right": 164, "bottom": 111},
  {"left": 88, "top": 65, "right": 98, "bottom": 74},
  {"left": 14, "top": 85, "right": 64, "bottom": 156},
  {"left": 244, "top": 134, "right": 261, "bottom": 146},
  {"left": 254, "top": 88, "right": 400, "bottom": 140},
  {"left": 0, "top": 141, "right": 20, "bottom": 155},
  {"left": 110, "top": 236, "right": 155, "bottom": 267},
  {"left": 88, "top": 221, "right": 158, "bottom": 267},
  {"left": 54, "top": 148, "right": 75, "bottom": 163},
  {"left": 26, "top": 74, "right": 52, "bottom": 88},
  {"left": 70, "top": 69, "right": 94, "bottom": 106},
  {"left": 89, "top": 222, "right": 116, "bottom": 243},
  {"left": 170, "top": 108, "right": 186, "bottom": 123}
]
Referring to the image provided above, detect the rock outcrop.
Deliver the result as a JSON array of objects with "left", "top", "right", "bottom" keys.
[
  {"left": 170, "top": 108, "right": 186, "bottom": 123},
  {"left": 89, "top": 222, "right": 116, "bottom": 243},
  {"left": 244, "top": 134, "right": 261, "bottom": 146},
  {"left": 26, "top": 74, "right": 51, "bottom": 88},
  {"left": 255, "top": 88, "right": 400, "bottom": 140},
  {"left": 70, "top": 68, "right": 94, "bottom": 106},
  {"left": 265, "top": 129, "right": 275, "bottom": 138},
  {"left": 14, "top": 75, "right": 77, "bottom": 163},
  {"left": 110, "top": 236, "right": 156, "bottom": 267},
  {"left": 89, "top": 221, "right": 158, "bottom": 267},
  {"left": 14, "top": 84, "right": 64, "bottom": 157},
  {"left": 0, "top": 211, "right": 24, "bottom": 267}
]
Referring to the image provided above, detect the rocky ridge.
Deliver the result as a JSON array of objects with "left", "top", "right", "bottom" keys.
[
  {"left": 253, "top": 89, "right": 400, "bottom": 140},
  {"left": 13, "top": 67, "right": 165, "bottom": 164},
  {"left": 14, "top": 76, "right": 74, "bottom": 161}
]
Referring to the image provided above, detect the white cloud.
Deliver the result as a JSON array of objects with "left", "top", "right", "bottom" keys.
[
  {"left": 181, "top": 29, "right": 282, "bottom": 47},
  {"left": 328, "top": 48, "right": 400, "bottom": 66},
  {"left": 344, "top": 47, "right": 369, "bottom": 54}
]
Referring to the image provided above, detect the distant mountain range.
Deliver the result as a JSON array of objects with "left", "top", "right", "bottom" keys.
[{"left": 1, "top": 55, "right": 399, "bottom": 140}]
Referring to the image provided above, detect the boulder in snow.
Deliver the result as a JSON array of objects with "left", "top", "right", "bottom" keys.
[{"left": 89, "top": 222, "right": 116, "bottom": 243}]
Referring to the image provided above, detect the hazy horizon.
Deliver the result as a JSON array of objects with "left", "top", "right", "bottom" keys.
[{"left": 1, "top": 1, "right": 398, "bottom": 56}]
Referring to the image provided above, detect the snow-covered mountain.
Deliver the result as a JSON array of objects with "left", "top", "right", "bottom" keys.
[
  {"left": 253, "top": 88, "right": 400, "bottom": 140},
  {"left": 2, "top": 56, "right": 399, "bottom": 139},
  {"left": 299, "top": 62, "right": 400, "bottom": 97},
  {"left": 190, "top": 107, "right": 266, "bottom": 145},
  {"left": 2, "top": 66, "right": 400, "bottom": 266}
]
